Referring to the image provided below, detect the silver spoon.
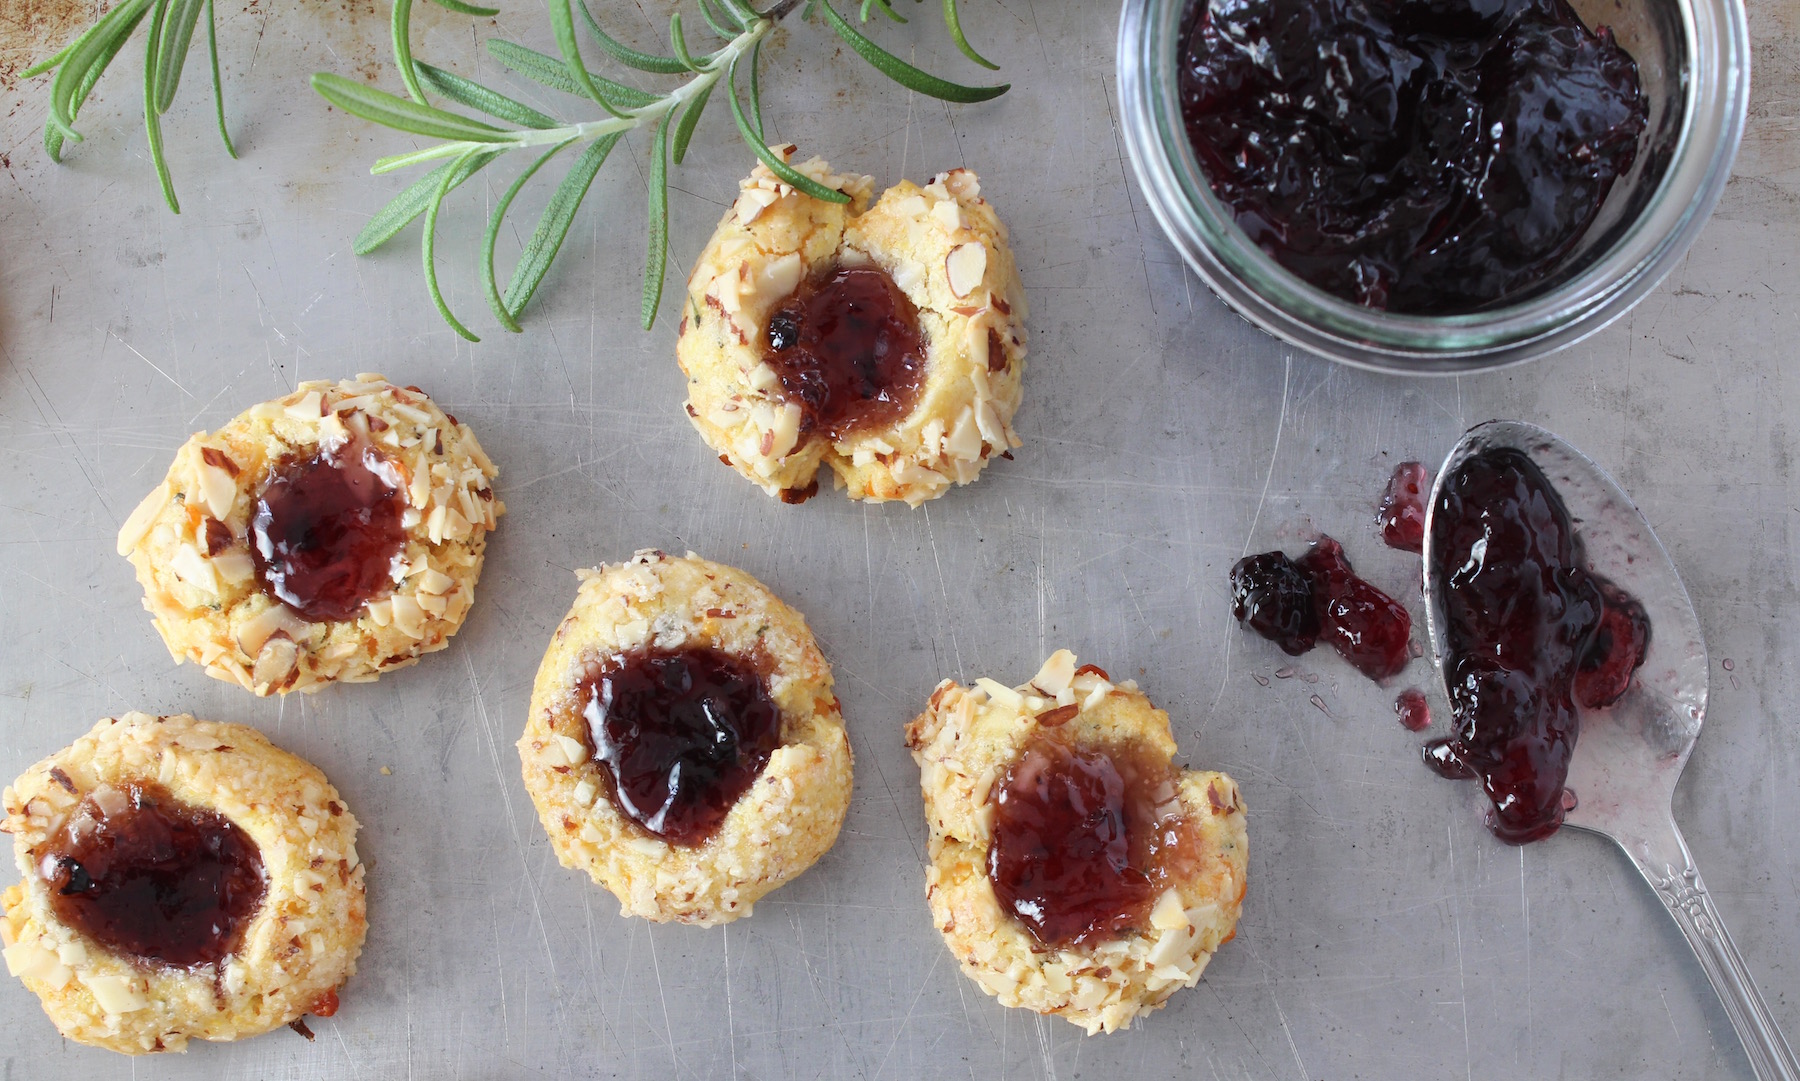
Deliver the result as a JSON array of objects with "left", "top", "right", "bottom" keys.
[{"left": 1421, "top": 419, "right": 1799, "bottom": 1081}]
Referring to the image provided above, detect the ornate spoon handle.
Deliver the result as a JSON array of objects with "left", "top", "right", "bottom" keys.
[{"left": 1622, "top": 816, "right": 1800, "bottom": 1081}]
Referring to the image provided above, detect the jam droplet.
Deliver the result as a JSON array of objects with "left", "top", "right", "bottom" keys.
[
  {"left": 1296, "top": 537, "right": 1414, "bottom": 682},
  {"left": 1378, "top": 462, "right": 1432, "bottom": 553},
  {"left": 251, "top": 438, "right": 406, "bottom": 622},
  {"left": 36, "top": 782, "right": 266, "bottom": 968},
  {"left": 583, "top": 646, "right": 783, "bottom": 847},
  {"left": 762, "top": 266, "right": 927, "bottom": 443},
  {"left": 1231, "top": 537, "right": 1413, "bottom": 682},
  {"left": 1429, "top": 447, "right": 1603, "bottom": 843},
  {"left": 1395, "top": 688, "right": 1432, "bottom": 732},
  {"left": 986, "top": 735, "right": 1199, "bottom": 949},
  {"left": 1177, "top": 0, "right": 1647, "bottom": 312},
  {"left": 1229, "top": 551, "right": 1319, "bottom": 655}
]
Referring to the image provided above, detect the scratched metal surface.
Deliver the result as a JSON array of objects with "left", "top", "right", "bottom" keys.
[{"left": 0, "top": 0, "right": 1797, "bottom": 1077}]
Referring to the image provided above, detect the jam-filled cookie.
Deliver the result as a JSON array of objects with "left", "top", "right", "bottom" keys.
[
  {"left": 1, "top": 713, "right": 366, "bottom": 1054},
  {"left": 678, "top": 150, "right": 1029, "bottom": 506},
  {"left": 519, "top": 551, "right": 852, "bottom": 925},
  {"left": 116, "top": 375, "right": 503, "bottom": 694},
  {"left": 906, "top": 652, "right": 1247, "bottom": 1034}
]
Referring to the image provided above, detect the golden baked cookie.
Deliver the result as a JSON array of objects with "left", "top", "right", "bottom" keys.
[
  {"left": 906, "top": 651, "right": 1248, "bottom": 1034},
  {"left": 1, "top": 713, "right": 366, "bottom": 1054},
  {"left": 116, "top": 375, "right": 503, "bottom": 695},
  {"left": 519, "top": 550, "right": 852, "bottom": 926},
  {"left": 678, "top": 149, "right": 1029, "bottom": 506}
]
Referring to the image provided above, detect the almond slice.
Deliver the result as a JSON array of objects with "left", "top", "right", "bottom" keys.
[{"left": 945, "top": 242, "right": 987, "bottom": 299}]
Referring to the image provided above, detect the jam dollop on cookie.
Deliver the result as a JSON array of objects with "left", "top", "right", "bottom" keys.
[
  {"left": 582, "top": 645, "right": 783, "bottom": 847},
  {"left": 37, "top": 782, "right": 266, "bottom": 969}
]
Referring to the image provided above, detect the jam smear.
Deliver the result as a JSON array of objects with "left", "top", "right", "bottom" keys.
[
  {"left": 36, "top": 782, "right": 266, "bottom": 967},
  {"left": 1428, "top": 446, "right": 1604, "bottom": 843},
  {"left": 987, "top": 734, "right": 1200, "bottom": 949},
  {"left": 1378, "top": 462, "right": 1432, "bottom": 553},
  {"left": 1177, "top": 0, "right": 1648, "bottom": 312},
  {"left": 582, "top": 645, "right": 782, "bottom": 847},
  {"left": 763, "top": 266, "right": 927, "bottom": 443},
  {"left": 1395, "top": 687, "right": 1432, "bottom": 731},
  {"left": 1231, "top": 535, "right": 1412, "bottom": 682},
  {"left": 251, "top": 437, "right": 406, "bottom": 622}
]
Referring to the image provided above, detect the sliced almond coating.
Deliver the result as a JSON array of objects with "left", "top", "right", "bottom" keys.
[
  {"left": 1149, "top": 888, "right": 1190, "bottom": 931},
  {"left": 237, "top": 603, "right": 311, "bottom": 655},
  {"left": 169, "top": 544, "right": 220, "bottom": 596},
  {"left": 945, "top": 242, "right": 987, "bottom": 299},
  {"left": 389, "top": 594, "right": 426, "bottom": 639},
  {"left": 1030, "top": 649, "right": 1078, "bottom": 697},
  {"left": 82, "top": 973, "right": 148, "bottom": 1014},
  {"left": 252, "top": 634, "right": 299, "bottom": 690},
  {"left": 116, "top": 483, "right": 170, "bottom": 556}
]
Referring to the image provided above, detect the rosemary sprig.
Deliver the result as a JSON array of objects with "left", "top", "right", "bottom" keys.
[
  {"left": 24, "top": 0, "right": 496, "bottom": 213},
  {"left": 317, "top": 0, "right": 1008, "bottom": 341}
]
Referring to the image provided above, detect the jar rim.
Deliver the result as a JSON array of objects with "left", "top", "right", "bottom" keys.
[{"left": 1116, "top": 0, "right": 1751, "bottom": 373}]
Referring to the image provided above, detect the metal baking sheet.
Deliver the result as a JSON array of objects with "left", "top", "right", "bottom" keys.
[{"left": 1, "top": 0, "right": 1796, "bottom": 1076}]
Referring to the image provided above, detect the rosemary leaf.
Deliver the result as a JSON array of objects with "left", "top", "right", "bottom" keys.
[
  {"left": 548, "top": 0, "right": 631, "bottom": 118},
  {"left": 578, "top": 1, "right": 690, "bottom": 74},
  {"left": 46, "top": 0, "right": 154, "bottom": 142},
  {"left": 44, "top": 0, "right": 152, "bottom": 162},
  {"left": 693, "top": 0, "right": 737, "bottom": 41},
  {"left": 22, "top": 38, "right": 80, "bottom": 81},
  {"left": 642, "top": 109, "right": 672, "bottom": 329},
  {"left": 205, "top": 0, "right": 235, "bottom": 157},
  {"left": 373, "top": 141, "right": 495, "bottom": 174},
  {"left": 354, "top": 150, "right": 501, "bottom": 254},
  {"left": 816, "top": 0, "right": 1008, "bottom": 102},
  {"left": 748, "top": 38, "right": 764, "bottom": 139},
  {"left": 942, "top": 0, "right": 1000, "bottom": 70},
  {"left": 860, "top": 0, "right": 907, "bottom": 25},
  {"left": 392, "top": 0, "right": 429, "bottom": 105},
  {"left": 423, "top": 148, "right": 485, "bottom": 342},
  {"left": 483, "top": 139, "right": 577, "bottom": 331},
  {"left": 671, "top": 80, "right": 714, "bottom": 164},
  {"left": 715, "top": 0, "right": 760, "bottom": 29},
  {"left": 504, "top": 133, "right": 623, "bottom": 317},
  {"left": 727, "top": 59, "right": 848, "bottom": 203},
  {"left": 668, "top": 13, "right": 704, "bottom": 72},
  {"left": 486, "top": 39, "right": 657, "bottom": 108},
  {"left": 143, "top": 0, "right": 181, "bottom": 212},
  {"left": 152, "top": 0, "right": 204, "bottom": 113},
  {"left": 312, "top": 73, "right": 516, "bottom": 142},
  {"left": 427, "top": 0, "right": 501, "bottom": 15},
  {"left": 416, "top": 61, "right": 561, "bottom": 128}
]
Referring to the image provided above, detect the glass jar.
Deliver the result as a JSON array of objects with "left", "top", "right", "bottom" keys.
[{"left": 1115, "top": 0, "right": 1751, "bottom": 373}]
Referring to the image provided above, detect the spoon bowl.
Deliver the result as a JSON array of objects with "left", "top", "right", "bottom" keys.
[{"left": 1422, "top": 420, "right": 1797, "bottom": 1081}]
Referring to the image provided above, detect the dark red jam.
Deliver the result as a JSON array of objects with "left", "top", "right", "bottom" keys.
[
  {"left": 1378, "top": 462, "right": 1432, "bottom": 553},
  {"left": 581, "top": 645, "right": 782, "bottom": 847},
  {"left": 1395, "top": 687, "right": 1432, "bottom": 731},
  {"left": 1230, "top": 535, "right": 1412, "bottom": 682},
  {"left": 987, "top": 734, "right": 1199, "bottom": 948},
  {"left": 250, "top": 437, "right": 406, "bottom": 622},
  {"left": 36, "top": 782, "right": 266, "bottom": 968},
  {"left": 763, "top": 266, "right": 926, "bottom": 442},
  {"left": 1573, "top": 577, "right": 1650, "bottom": 709},
  {"left": 1424, "top": 446, "right": 1604, "bottom": 843},
  {"left": 1177, "top": 0, "right": 1648, "bottom": 312}
]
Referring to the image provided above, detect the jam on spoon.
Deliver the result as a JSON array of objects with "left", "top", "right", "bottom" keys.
[
  {"left": 36, "top": 782, "right": 266, "bottom": 968},
  {"left": 582, "top": 645, "right": 783, "bottom": 847},
  {"left": 1177, "top": 0, "right": 1648, "bottom": 312},
  {"left": 1425, "top": 446, "right": 1607, "bottom": 843},
  {"left": 1230, "top": 535, "right": 1412, "bottom": 682},
  {"left": 762, "top": 265, "right": 927, "bottom": 443},
  {"left": 987, "top": 734, "right": 1199, "bottom": 948},
  {"left": 250, "top": 437, "right": 406, "bottom": 622}
]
